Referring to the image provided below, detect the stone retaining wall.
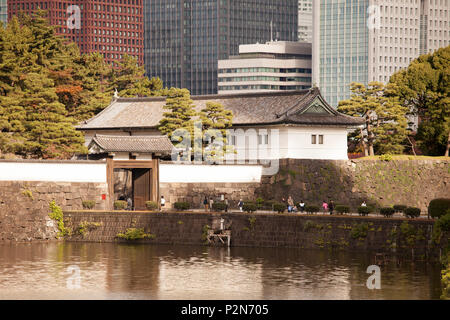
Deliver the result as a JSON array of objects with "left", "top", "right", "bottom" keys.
[
  {"left": 159, "top": 159, "right": 449, "bottom": 214},
  {"left": 64, "top": 211, "right": 443, "bottom": 260},
  {"left": 1, "top": 159, "right": 448, "bottom": 242},
  {"left": 257, "top": 159, "right": 450, "bottom": 213},
  {"left": 0, "top": 181, "right": 108, "bottom": 241}
]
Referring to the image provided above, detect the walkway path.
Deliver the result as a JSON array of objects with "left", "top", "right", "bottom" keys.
[{"left": 186, "top": 209, "right": 431, "bottom": 219}]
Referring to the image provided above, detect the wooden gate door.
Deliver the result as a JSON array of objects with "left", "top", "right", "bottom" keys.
[{"left": 132, "top": 168, "right": 151, "bottom": 210}]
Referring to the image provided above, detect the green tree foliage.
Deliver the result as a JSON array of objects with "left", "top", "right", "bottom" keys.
[
  {"left": 0, "top": 12, "right": 164, "bottom": 158},
  {"left": 109, "top": 54, "right": 164, "bottom": 98},
  {"left": 0, "top": 14, "right": 86, "bottom": 158},
  {"left": 338, "top": 82, "right": 409, "bottom": 156},
  {"left": 54, "top": 51, "right": 113, "bottom": 122},
  {"left": 198, "top": 102, "right": 233, "bottom": 162},
  {"left": 158, "top": 88, "right": 196, "bottom": 142},
  {"left": 389, "top": 46, "right": 450, "bottom": 156}
]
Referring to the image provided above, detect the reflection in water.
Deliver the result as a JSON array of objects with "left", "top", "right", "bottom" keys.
[{"left": 0, "top": 243, "right": 442, "bottom": 300}]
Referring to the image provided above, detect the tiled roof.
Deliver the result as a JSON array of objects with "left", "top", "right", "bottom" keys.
[
  {"left": 78, "top": 88, "right": 364, "bottom": 130},
  {"left": 89, "top": 134, "right": 175, "bottom": 154}
]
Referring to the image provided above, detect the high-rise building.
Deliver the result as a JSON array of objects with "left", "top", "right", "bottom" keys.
[
  {"left": 218, "top": 41, "right": 312, "bottom": 94},
  {"left": 313, "top": 0, "right": 450, "bottom": 107},
  {"left": 298, "top": 0, "right": 313, "bottom": 42},
  {"left": 144, "top": 0, "right": 298, "bottom": 95},
  {"left": 0, "top": 0, "right": 7, "bottom": 25},
  {"left": 8, "top": 0, "right": 144, "bottom": 66}
]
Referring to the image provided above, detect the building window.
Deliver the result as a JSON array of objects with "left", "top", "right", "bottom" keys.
[
  {"left": 228, "top": 135, "right": 236, "bottom": 146},
  {"left": 258, "top": 134, "right": 269, "bottom": 145},
  {"left": 311, "top": 135, "right": 317, "bottom": 145},
  {"left": 319, "top": 135, "right": 324, "bottom": 145}
]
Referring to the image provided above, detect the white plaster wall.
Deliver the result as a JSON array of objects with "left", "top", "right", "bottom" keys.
[
  {"left": 112, "top": 152, "right": 130, "bottom": 160},
  {"left": 285, "top": 126, "right": 349, "bottom": 160},
  {"left": 136, "top": 154, "right": 153, "bottom": 160},
  {"left": 0, "top": 162, "right": 107, "bottom": 183},
  {"left": 160, "top": 164, "right": 263, "bottom": 183},
  {"left": 224, "top": 126, "right": 349, "bottom": 161}
]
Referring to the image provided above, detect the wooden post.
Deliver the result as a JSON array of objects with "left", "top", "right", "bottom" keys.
[
  {"left": 106, "top": 158, "right": 114, "bottom": 210},
  {"left": 152, "top": 158, "right": 160, "bottom": 204}
]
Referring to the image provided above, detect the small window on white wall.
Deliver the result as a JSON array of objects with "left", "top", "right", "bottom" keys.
[
  {"left": 319, "top": 135, "right": 324, "bottom": 145},
  {"left": 228, "top": 135, "right": 236, "bottom": 146},
  {"left": 258, "top": 134, "right": 269, "bottom": 145},
  {"left": 311, "top": 135, "right": 317, "bottom": 144}
]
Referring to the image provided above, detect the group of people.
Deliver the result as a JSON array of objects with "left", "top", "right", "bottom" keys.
[
  {"left": 165, "top": 194, "right": 368, "bottom": 215},
  {"left": 282, "top": 196, "right": 305, "bottom": 213},
  {"left": 321, "top": 200, "right": 335, "bottom": 215},
  {"left": 281, "top": 196, "right": 337, "bottom": 215},
  {"left": 203, "top": 196, "right": 230, "bottom": 212}
]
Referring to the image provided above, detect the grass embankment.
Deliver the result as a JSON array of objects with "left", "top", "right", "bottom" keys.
[{"left": 356, "top": 155, "right": 449, "bottom": 161}]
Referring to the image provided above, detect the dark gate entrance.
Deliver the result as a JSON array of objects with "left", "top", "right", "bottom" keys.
[
  {"left": 106, "top": 159, "right": 160, "bottom": 211},
  {"left": 132, "top": 168, "right": 151, "bottom": 210}
]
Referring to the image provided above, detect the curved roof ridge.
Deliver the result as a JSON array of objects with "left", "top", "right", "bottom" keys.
[
  {"left": 78, "top": 88, "right": 364, "bottom": 130},
  {"left": 115, "top": 89, "right": 313, "bottom": 103},
  {"left": 90, "top": 134, "right": 174, "bottom": 154},
  {"left": 94, "top": 134, "right": 167, "bottom": 139},
  {"left": 274, "top": 87, "right": 318, "bottom": 119}
]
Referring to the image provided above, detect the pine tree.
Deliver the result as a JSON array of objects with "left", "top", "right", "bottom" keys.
[
  {"left": 110, "top": 54, "right": 164, "bottom": 98},
  {"left": 159, "top": 88, "right": 197, "bottom": 144},
  {"left": 15, "top": 72, "right": 86, "bottom": 158},
  {"left": 198, "top": 102, "right": 233, "bottom": 162},
  {"left": 338, "top": 82, "right": 409, "bottom": 156},
  {"left": 0, "top": 13, "right": 87, "bottom": 158},
  {"left": 389, "top": 45, "right": 450, "bottom": 156},
  {"left": 68, "top": 52, "right": 113, "bottom": 121},
  {"left": 0, "top": 12, "right": 172, "bottom": 159}
]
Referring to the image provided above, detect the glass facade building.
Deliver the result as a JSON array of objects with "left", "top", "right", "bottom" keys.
[
  {"left": 316, "top": 0, "right": 450, "bottom": 107},
  {"left": 298, "top": 0, "right": 313, "bottom": 42},
  {"left": 8, "top": 0, "right": 144, "bottom": 66},
  {"left": 144, "top": 0, "right": 298, "bottom": 95},
  {"left": 0, "top": 0, "right": 7, "bottom": 25},
  {"left": 319, "top": 0, "right": 370, "bottom": 107}
]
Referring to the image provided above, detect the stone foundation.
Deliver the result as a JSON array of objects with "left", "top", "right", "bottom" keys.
[
  {"left": 0, "top": 181, "right": 108, "bottom": 241},
  {"left": 64, "top": 210, "right": 444, "bottom": 260},
  {"left": 257, "top": 159, "right": 450, "bottom": 213},
  {"left": 160, "top": 182, "right": 261, "bottom": 209}
]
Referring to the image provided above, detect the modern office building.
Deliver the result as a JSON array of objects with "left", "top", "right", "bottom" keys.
[
  {"left": 144, "top": 0, "right": 298, "bottom": 95},
  {"left": 218, "top": 41, "right": 312, "bottom": 94},
  {"left": 314, "top": 0, "right": 450, "bottom": 107},
  {"left": 298, "top": 0, "right": 313, "bottom": 42},
  {"left": 8, "top": 0, "right": 144, "bottom": 66},
  {"left": 0, "top": 0, "right": 7, "bottom": 25}
]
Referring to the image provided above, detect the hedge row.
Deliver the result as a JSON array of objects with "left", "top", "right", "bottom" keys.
[
  {"left": 429, "top": 199, "right": 450, "bottom": 218},
  {"left": 116, "top": 197, "right": 450, "bottom": 218}
]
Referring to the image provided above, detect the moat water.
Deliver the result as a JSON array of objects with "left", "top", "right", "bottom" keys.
[{"left": 0, "top": 242, "right": 442, "bottom": 300}]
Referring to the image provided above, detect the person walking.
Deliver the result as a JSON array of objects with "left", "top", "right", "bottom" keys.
[
  {"left": 238, "top": 199, "right": 244, "bottom": 212},
  {"left": 299, "top": 200, "right": 305, "bottom": 213},
  {"left": 126, "top": 197, "right": 133, "bottom": 211},
  {"left": 160, "top": 195, "right": 166, "bottom": 211},
  {"left": 322, "top": 200, "right": 328, "bottom": 214},
  {"left": 209, "top": 198, "right": 214, "bottom": 212},
  {"left": 329, "top": 201, "right": 335, "bottom": 215},
  {"left": 203, "top": 197, "right": 209, "bottom": 212},
  {"left": 287, "top": 196, "right": 295, "bottom": 213},
  {"left": 224, "top": 197, "right": 229, "bottom": 212}
]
